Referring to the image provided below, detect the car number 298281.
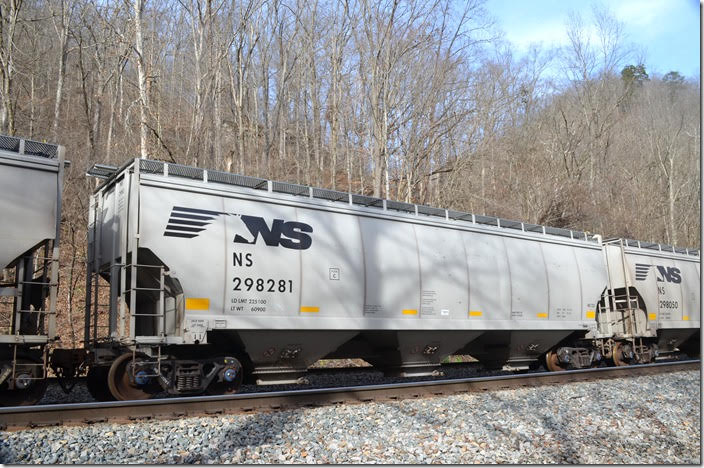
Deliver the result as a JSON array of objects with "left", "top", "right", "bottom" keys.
[{"left": 233, "top": 277, "right": 293, "bottom": 293}]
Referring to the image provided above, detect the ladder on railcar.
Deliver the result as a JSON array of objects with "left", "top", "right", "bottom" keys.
[
  {"left": 84, "top": 255, "right": 169, "bottom": 345},
  {"left": 599, "top": 238, "right": 650, "bottom": 339},
  {"left": 122, "top": 262, "right": 168, "bottom": 342},
  {"left": 0, "top": 243, "right": 59, "bottom": 383}
]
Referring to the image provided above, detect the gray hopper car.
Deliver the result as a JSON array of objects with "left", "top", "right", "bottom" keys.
[
  {"left": 79, "top": 158, "right": 699, "bottom": 401},
  {"left": 0, "top": 136, "right": 65, "bottom": 405}
]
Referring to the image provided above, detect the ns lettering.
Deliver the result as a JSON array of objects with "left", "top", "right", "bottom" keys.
[
  {"left": 656, "top": 266, "right": 681, "bottom": 284},
  {"left": 233, "top": 252, "right": 253, "bottom": 267},
  {"left": 233, "top": 215, "right": 313, "bottom": 250}
]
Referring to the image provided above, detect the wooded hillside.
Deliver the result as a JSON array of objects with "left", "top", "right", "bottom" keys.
[{"left": 0, "top": 1, "right": 699, "bottom": 345}]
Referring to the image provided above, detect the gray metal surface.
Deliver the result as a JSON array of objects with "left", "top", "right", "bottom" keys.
[
  {"left": 603, "top": 242, "right": 700, "bottom": 329},
  {"left": 0, "top": 138, "right": 65, "bottom": 346},
  {"left": 89, "top": 159, "right": 611, "bottom": 337},
  {"left": 0, "top": 150, "right": 61, "bottom": 270}
]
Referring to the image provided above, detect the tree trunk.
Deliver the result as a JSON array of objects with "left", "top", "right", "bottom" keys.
[
  {"left": 0, "top": 0, "right": 21, "bottom": 135},
  {"left": 134, "top": 0, "right": 150, "bottom": 158},
  {"left": 51, "top": 0, "right": 70, "bottom": 141}
]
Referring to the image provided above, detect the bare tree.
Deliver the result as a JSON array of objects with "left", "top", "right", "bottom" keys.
[
  {"left": 50, "top": 0, "right": 72, "bottom": 140},
  {"left": 0, "top": 0, "right": 22, "bottom": 134},
  {"left": 132, "top": 0, "right": 149, "bottom": 158}
]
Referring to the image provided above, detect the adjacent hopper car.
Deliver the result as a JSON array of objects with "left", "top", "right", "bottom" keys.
[
  {"left": 0, "top": 134, "right": 700, "bottom": 405},
  {"left": 0, "top": 136, "right": 65, "bottom": 405}
]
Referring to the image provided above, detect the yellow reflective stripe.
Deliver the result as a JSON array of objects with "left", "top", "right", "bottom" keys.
[
  {"left": 402, "top": 309, "right": 418, "bottom": 315},
  {"left": 536, "top": 313, "right": 548, "bottom": 318},
  {"left": 586, "top": 310, "right": 595, "bottom": 319},
  {"left": 648, "top": 313, "right": 657, "bottom": 321},
  {"left": 300, "top": 306, "right": 319, "bottom": 313},
  {"left": 185, "top": 298, "right": 209, "bottom": 310},
  {"left": 469, "top": 310, "right": 483, "bottom": 317},
  {"left": 683, "top": 315, "right": 689, "bottom": 321}
]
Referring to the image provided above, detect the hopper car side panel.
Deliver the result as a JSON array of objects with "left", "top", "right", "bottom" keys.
[
  {"left": 0, "top": 138, "right": 64, "bottom": 406},
  {"left": 298, "top": 208, "right": 364, "bottom": 319},
  {"left": 541, "top": 242, "right": 584, "bottom": 322},
  {"left": 625, "top": 253, "right": 659, "bottom": 323},
  {"left": 359, "top": 217, "right": 421, "bottom": 319},
  {"left": 0, "top": 156, "right": 60, "bottom": 269},
  {"left": 620, "top": 249, "right": 700, "bottom": 328},
  {"left": 675, "top": 259, "right": 699, "bottom": 323},
  {"left": 464, "top": 231, "right": 511, "bottom": 322},
  {"left": 505, "top": 238, "right": 549, "bottom": 321},
  {"left": 573, "top": 248, "right": 609, "bottom": 323},
  {"left": 132, "top": 173, "right": 604, "bottom": 337},
  {"left": 602, "top": 243, "right": 700, "bottom": 329},
  {"left": 651, "top": 255, "right": 683, "bottom": 324},
  {"left": 224, "top": 196, "right": 302, "bottom": 319},
  {"left": 413, "top": 224, "right": 468, "bottom": 320},
  {"left": 591, "top": 243, "right": 699, "bottom": 355},
  {"left": 92, "top": 171, "right": 137, "bottom": 338},
  {"left": 95, "top": 179, "right": 121, "bottom": 268}
]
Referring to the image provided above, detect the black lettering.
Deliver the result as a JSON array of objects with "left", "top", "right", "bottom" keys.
[
  {"left": 668, "top": 267, "right": 682, "bottom": 284},
  {"left": 233, "top": 252, "right": 254, "bottom": 267},
  {"left": 232, "top": 215, "right": 313, "bottom": 250},
  {"left": 280, "top": 221, "right": 313, "bottom": 250},
  {"left": 656, "top": 265, "right": 683, "bottom": 284},
  {"left": 234, "top": 216, "right": 285, "bottom": 246}
]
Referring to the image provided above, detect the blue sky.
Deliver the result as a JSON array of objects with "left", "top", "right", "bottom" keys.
[{"left": 484, "top": 0, "right": 700, "bottom": 79}]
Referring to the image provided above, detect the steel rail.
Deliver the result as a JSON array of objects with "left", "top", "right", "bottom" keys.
[{"left": 0, "top": 360, "right": 698, "bottom": 431}]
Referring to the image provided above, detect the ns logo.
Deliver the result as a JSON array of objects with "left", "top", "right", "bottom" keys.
[
  {"left": 233, "top": 215, "right": 313, "bottom": 250},
  {"left": 163, "top": 206, "right": 313, "bottom": 250},
  {"left": 634, "top": 263, "right": 681, "bottom": 284}
]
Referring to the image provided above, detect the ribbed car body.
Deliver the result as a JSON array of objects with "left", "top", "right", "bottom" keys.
[{"left": 84, "top": 158, "right": 700, "bottom": 386}]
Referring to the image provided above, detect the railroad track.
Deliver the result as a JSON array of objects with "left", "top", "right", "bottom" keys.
[{"left": 1, "top": 360, "right": 698, "bottom": 431}]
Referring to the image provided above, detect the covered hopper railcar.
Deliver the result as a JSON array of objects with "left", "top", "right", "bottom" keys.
[
  {"left": 0, "top": 136, "right": 65, "bottom": 405},
  {"left": 588, "top": 238, "right": 700, "bottom": 367},
  {"left": 80, "top": 159, "right": 700, "bottom": 400}
]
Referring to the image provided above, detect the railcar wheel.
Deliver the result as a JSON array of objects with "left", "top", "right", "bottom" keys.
[
  {"left": 86, "top": 366, "right": 116, "bottom": 402},
  {"left": 0, "top": 357, "right": 48, "bottom": 406},
  {"left": 545, "top": 351, "right": 565, "bottom": 372},
  {"left": 612, "top": 342, "right": 631, "bottom": 367},
  {"left": 107, "top": 353, "right": 153, "bottom": 401}
]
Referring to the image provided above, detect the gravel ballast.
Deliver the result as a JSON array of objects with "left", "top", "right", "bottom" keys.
[{"left": 1, "top": 370, "right": 699, "bottom": 464}]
